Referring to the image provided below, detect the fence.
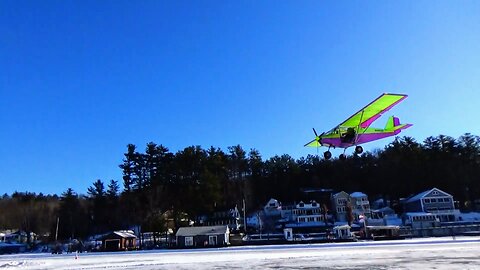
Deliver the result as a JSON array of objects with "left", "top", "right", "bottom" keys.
[{"left": 401, "top": 224, "right": 480, "bottom": 238}]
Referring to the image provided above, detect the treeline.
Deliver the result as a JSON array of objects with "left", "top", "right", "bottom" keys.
[{"left": 1, "top": 134, "right": 480, "bottom": 241}]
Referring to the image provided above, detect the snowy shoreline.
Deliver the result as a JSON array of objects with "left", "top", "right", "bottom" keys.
[{"left": 1, "top": 236, "right": 480, "bottom": 269}]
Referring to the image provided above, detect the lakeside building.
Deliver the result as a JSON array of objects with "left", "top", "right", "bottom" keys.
[
  {"left": 101, "top": 230, "right": 137, "bottom": 251},
  {"left": 197, "top": 206, "right": 242, "bottom": 232},
  {"left": 331, "top": 191, "right": 350, "bottom": 222},
  {"left": 176, "top": 225, "right": 230, "bottom": 248}
]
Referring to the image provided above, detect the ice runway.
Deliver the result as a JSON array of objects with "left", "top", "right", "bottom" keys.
[{"left": 1, "top": 237, "right": 480, "bottom": 269}]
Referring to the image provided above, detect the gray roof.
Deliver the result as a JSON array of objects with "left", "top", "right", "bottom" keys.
[
  {"left": 350, "top": 192, "right": 367, "bottom": 198},
  {"left": 101, "top": 230, "right": 137, "bottom": 240},
  {"left": 332, "top": 191, "right": 349, "bottom": 198},
  {"left": 372, "top": 206, "right": 395, "bottom": 214},
  {"left": 113, "top": 231, "right": 137, "bottom": 238},
  {"left": 405, "top": 188, "right": 452, "bottom": 203},
  {"left": 176, "top": 225, "right": 229, "bottom": 237}
]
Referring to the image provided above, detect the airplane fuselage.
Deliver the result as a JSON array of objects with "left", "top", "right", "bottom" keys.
[{"left": 319, "top": 126, "right": 405, "bottom": 149}]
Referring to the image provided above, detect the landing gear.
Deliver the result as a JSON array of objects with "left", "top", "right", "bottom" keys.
[
  {"left": 324, "top": 151, "right": 332, "bottom": 160},
  {"left": 339, "top": 154, "right": 347, "bottom": 161},
  {"left": 355, "top": 145, "right": 363, "bottom": 154}
]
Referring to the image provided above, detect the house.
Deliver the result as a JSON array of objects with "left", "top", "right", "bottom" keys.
[
  {"left": 331, "top": 191, "right": 351, "bottom": 222},
  {"left": 176, "top": 225, "right": 229, "bottom": 248},
  {"left": 280, "top": 200, "right": 330, "bottom": 231},
  {"left": 197, "top": 206, "right": 241, "bottom": 231},
  {"left": 350, "top": 192, "right": 371, "bottom": 219},
  {"left": 368, "top": 206, "right": 402, "bottom": 226},
  {"left": 1, "top": 231, "right": 37, "bottom": 244},
  {"left": 371, "top": 206, "right": 396, "bottom": 219},
  {"left": 263, "top": 198, "right": 282, "bottom": 217},
  {"left": 400, "top": 188, "right": 471, "bottom": 236},
  {"left": 404, "top": 187, "right": 455, "bottom": 213},
  {"left": 371, "top": 198, "right": 389, "bottom": 210},
  {"left": 403, "top": 187, "right": 457, "bottom": 222},
  {"left": 101, "top": 230, "right": 137, "bottom": 251}
]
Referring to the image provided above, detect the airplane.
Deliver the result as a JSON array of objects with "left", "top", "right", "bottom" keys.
[{"left": 304, "top": 93, "right": 412, "bottom": 160}]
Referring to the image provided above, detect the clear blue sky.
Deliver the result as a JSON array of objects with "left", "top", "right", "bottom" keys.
[{"left": 2, "top": 1, "right": 480, "bottom": 195}]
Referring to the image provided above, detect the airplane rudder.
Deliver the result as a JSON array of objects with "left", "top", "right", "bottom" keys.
[{"left": 393, "top": 116, "right": 400, "bottom": 126}]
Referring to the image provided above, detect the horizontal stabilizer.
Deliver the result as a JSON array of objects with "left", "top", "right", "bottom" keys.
[
  {"left": 385, "top": 116, "right": 412, "bottom": 132},
  {"left": 393, "top": 123, "right": 413, "bottom": 131}
]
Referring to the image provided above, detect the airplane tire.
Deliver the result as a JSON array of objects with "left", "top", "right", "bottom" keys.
[
  {"left": 324, "top": 151, "right": 332, "bottom": 160},
  {"left": 355, "top": 145, "right": 363, "bottom": 154},
  {"left": 339, "top": 154, "right": 347, "bottom": 161}
]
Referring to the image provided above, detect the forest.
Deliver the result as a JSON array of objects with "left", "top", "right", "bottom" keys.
[{"left": 1, "top": 133, "right": 480, "bottom": 242}]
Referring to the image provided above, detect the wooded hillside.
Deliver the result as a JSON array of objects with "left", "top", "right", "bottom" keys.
[{"left": 1, "top": 134, "right": 479, "bottom": 241}]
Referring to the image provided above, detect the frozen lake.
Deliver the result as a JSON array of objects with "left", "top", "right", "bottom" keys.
[{"left": 1, "top": 236, "right": 480, "bottom": 269}]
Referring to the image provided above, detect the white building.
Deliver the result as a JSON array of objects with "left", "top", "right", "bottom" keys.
[
  {"left": 263, "top": 198, "right": 282, "bottom": 217},
  {"left": 350, "top": 192, "right": 371, "bottom": 219},
  {"left": 280, "top": 201, "right": 330, "bottom": 228}
]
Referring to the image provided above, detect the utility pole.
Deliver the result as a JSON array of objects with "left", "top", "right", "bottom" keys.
[
  {"left": 243, "top": 198, "right": 247, "bottom": 232},
  {"left": 55, "top": 217, "right": 59, "bottom": 242}
]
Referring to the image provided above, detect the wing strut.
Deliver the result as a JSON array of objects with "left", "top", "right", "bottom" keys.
[{"left": 354, "top": 110, "right": 365, "bottom": 145}]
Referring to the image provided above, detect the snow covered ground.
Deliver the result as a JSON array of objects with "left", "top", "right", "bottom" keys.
[{"left": 1, "top": 236, "right": 480, "bottom": 269}]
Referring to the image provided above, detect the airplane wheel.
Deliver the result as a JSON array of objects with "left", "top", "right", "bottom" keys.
[
  {"left": 324, "top": 151, "right": 332, "bottom": 160},
  {"left": 355, "top": 145, "right": 363, "bottom": 154},
  {"left": 339, "top": 154, "right": 347, "bottom": 161}
]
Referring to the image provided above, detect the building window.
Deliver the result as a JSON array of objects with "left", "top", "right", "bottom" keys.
[
  {"left": 185, "top": 237, "right": 193, "bottom": 246},
  {"left": 208, "top": 235, "right": 217, "bottom": 246},
  {"left": 337, "top": 198, "right": 347, "bottom": 205},
  {"left": 424, "top": 199, "right": 430, "bottom": 203}
]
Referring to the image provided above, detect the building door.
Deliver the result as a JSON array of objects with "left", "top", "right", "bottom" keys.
[
  {"left": 208, "top": 235, "right": 217, "bottom": 246},
  {"left": 105, "top": 239, "right": 120, "bottom": 251}
]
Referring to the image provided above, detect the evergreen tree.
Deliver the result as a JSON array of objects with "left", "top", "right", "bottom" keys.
[
  {"left": 107, "top": 180, "right": 120, "bottom": 199},
  {"left": 106, "top": 180, "right": 121, "bottom": 229},
  {"left": 57, "top": 188, "right": 87, "bottom": 240},
  {"left": 120, "top": 144, "right": 136, "bottom": 192},
  {"left": 87, "top": 180, "right": 108, "bottom": 234}
]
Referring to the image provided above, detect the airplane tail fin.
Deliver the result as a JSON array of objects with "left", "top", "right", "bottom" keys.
[{"left": 385, "top": 116, "right": 412, "bottom": 132}]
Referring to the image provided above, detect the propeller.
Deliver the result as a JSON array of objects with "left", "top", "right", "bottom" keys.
[{"left": 304, "top": 128, "right": 324, "bottom": 147}]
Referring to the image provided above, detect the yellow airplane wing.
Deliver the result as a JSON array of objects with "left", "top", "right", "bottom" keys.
[{"left": 339, "top": 93, "right": 408, "bottom": 129}]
